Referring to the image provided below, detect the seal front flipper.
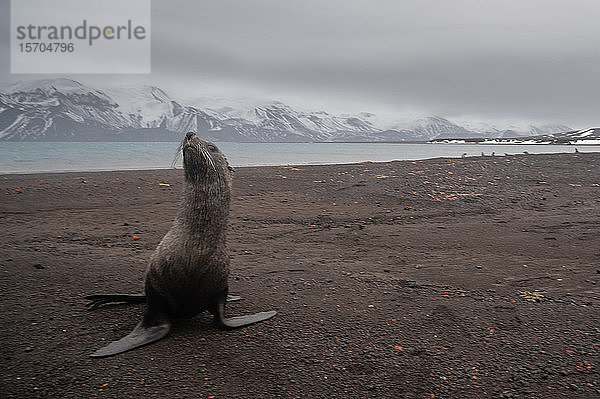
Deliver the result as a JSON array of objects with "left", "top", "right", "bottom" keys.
[
  {"left": 85, "top": 293, "right": 146, "bottom": 310},
  {"left": 90, "top": 319, "right": 170, "bottom": 358},
  {"left": 212, "top": 295, "right": 276, "bottom": 330}
]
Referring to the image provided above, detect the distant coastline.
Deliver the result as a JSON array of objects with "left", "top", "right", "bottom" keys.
[
  {"left": 428, "top": 139, "right": 600, "bottom": 146},
  {"left": 2, "top": 139, "right": 598, "bottom": 145}
]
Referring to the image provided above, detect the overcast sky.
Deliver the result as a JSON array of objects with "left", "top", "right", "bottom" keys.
[{"left": 1, "top": 0, "right": 599, "bottom": 127}]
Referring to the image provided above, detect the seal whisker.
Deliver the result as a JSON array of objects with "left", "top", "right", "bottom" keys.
[
  {"left": 171, "top": 142, "right": 184, "bottom": 169},
  {"left": 202, "top": 148, "right": 217, "bottom": 172}
]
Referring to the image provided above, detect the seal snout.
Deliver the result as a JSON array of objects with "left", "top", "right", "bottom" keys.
[{"left": 183, "top": 131, "right": 197, "bottom": 149}]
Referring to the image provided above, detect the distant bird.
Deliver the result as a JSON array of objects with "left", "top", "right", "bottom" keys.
[
  {"left": 491, "top": 152, "right": 495, "bottom": 157},
  {"left": 523, "top": 151, "right": 529, "bottom": 155},
  {"left": 575, "top": 148, "right": 579, "bottom": 153},
  {"left": 461, "top": 153, "right": 467, "bottom": 158}
]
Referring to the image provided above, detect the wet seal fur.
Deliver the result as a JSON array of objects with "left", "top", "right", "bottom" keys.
[{"left": 85, "top": 132, "right": 276, "bottom": 357}]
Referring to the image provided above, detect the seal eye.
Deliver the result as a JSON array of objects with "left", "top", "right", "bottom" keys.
[{"left": 207, "top": 145, "right": 217, "bottom": 152}]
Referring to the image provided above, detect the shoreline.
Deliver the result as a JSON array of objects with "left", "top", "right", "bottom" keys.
[
  {"left": 2, "top": 139, "right": 599, "bottom": 144},
  {"left": 2, "top": 148, "right": 599, "bottom": 176}
]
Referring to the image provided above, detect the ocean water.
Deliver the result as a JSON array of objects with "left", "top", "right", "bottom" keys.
[{"left": 1, "top": 142, "right": 599, "bottom": 174}]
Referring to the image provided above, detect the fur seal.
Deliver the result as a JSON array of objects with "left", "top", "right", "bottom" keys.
[{"left": 85, "top": 132, "right": 276, "bottom": 357}]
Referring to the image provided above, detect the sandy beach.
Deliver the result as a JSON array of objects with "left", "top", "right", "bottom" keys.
[{"left": 1, "top": 152, "right": 599, "bottom": 398}]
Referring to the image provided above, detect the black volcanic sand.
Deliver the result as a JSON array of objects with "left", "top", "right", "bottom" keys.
[{"left": 1, "top": 152, "right": 599, "bottom": 398}]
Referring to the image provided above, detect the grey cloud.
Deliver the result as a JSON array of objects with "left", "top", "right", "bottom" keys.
[{"left": 1, "top": 0, "right": 599, "bottom": 127}]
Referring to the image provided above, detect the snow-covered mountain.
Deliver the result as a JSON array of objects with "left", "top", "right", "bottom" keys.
[
  {"left": 530, "top": 127, "right": 600, "bottom": 144},
  {"left": 431, "top": 127, "right": 600, "bottom": 145},
  {"left": 0, "top": 79, "right": 131, "bottom": 140},
  {"left": 0, "top": 78, "right": 576, "bottom": 142},
  {"left": 445, "top": 119, "right": 571, "bottom": 139}
]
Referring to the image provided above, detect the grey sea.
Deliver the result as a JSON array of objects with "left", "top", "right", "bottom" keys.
[{"left": 1, "top": 142, "right": 599, "bottom": 174}]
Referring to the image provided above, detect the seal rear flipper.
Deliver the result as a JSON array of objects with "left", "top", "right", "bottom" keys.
[
  {"left": 217, "top": 310, "right": 277, "bottom": 329},
  {"left": 226, "top": 294, "right": 242, "bottom": 302},
  {"left": 90, "top": 320, "right": 170, "bottom": 358},
  {"left": 212, "top": 296, "right": 276, "bottom": 329},
  {"left": 85, "top": 293, "right": 146, "bottom": 310}
]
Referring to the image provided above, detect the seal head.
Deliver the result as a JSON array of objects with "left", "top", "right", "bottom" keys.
[{"left": 182, "top": 131, "right": 233, "bottom": 187}]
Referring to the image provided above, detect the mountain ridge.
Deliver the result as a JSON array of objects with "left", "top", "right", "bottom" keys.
[{"left": 0, "top": 78, "right": 578, "bottom": 142}]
